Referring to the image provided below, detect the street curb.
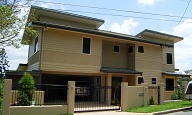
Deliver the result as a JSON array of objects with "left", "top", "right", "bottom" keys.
[{"left": 153, "top": 106, "right": 192, "bottom": 115}]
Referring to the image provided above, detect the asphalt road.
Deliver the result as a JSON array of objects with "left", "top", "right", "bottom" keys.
[{"left": 167, "top": 109, "right": 192, "bottom": 115}]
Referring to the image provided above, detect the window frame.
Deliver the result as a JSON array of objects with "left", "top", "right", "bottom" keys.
[
  {"left": 166, "top": 53, "right": 173, "bottom": 65},
  {"left": 34, "top": 36, "right": 39, "bottom": 53},
  {"left": 113, "top": 45, "right": 120, "bottom": 53},
  {"left": 82, "top": 37, "right": 91, "bottom": 55},
  {"left": 165, "top": 78, "right": 174, "bottom": 91},
  {"left": 128, "top": 45, "right": 133, "bottom": 53},
  {"left": 151, "top": 77, "right": 157, "bottom": 85},
  {"left": 138, "top": 46, "right": 144, "bottom": 53},
  {"left": 137, "top": 76, "right": 144, "bottom": 84}
]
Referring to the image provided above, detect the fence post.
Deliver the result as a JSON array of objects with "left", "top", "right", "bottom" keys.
[
  {"left": 141, "top": 83, "right": 148, "bottom": 106},
  {"left": 2, "top": 79, "right": 12, "bottom": 115},
  {"left": 182, "top": 81, "right": 188, "bottom": 100},
  {"left": 67, "top": 81, "right": 75, "bottom": 115},
  {"left": 159, "top": 83, "right": 164, "bottom": 104},
  {"left": 121, "top": 82, "right": 128, "bottom": 111}
]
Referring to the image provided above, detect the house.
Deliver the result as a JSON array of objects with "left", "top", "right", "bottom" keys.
[{"left": 6, "top": 6, "right": 190, "bottom": 100}]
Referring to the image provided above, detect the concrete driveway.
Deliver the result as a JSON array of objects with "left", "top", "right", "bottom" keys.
[{"left": 74, "top": 111, "right": 153, "bottom": 115}]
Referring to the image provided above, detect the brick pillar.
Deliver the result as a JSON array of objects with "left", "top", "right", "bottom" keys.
[
  {"left": 67, "top": 81, "right": 75, "bottom": 115},
  {"left": 182, "top": 81, "right": 188, "bottom": 100},
  {"left": 141, "top": 83, "right": 148, "bottom": 106},
  {"left": 2, "top": 79, "right": 12, "bottom": 115},
  {"left": 121, "top": 82, "right": 128, "bottom": 111},
  {"left": 159, "top": 83, "right": 164, "bottom": 104}
]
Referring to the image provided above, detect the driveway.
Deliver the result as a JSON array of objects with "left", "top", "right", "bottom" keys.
[{"left": 74, "top": 111, "right": 153, "bottom": 115}]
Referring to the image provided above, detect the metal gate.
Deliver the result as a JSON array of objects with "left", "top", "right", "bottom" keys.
[
  {"left": 74, "top": 86, "right": 121, "bottom": 112},
  {"left": 148, "top": 86, "right": 160, "bottom": 105}
]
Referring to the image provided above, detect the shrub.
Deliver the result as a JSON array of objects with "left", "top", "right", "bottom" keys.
[
  {"left": 17, "top": 72, "right": 35, "bottom": 106},
  {"left": 148, "top": 96, "right": 154, "bottom": 105},
  {"left": 171, "top": 93, "right": 179, "bottom": 100},
  {"left": 0, "top": 78, "right": 4, "bottom": 114},
  {"left": 177, "top": 90, "right": 182, "bottom": 100}
]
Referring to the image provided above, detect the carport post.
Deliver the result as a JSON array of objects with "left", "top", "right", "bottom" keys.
[
  {"left": 159, "top": 83, "right": 164, "bottom": 104},
  {"left": 121, "top": 82, "right": 128, "bottom": 111},
  {"left": 67, "top": 81, "right": 75, "bottom": 115}
]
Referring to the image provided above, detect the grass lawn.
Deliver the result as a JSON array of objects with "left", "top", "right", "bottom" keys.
[{"left": 126, "top": 100, "right": 192, "bottom": 113}]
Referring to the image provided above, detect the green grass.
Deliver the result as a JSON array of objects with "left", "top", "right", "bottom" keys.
[{"left": 126, "top": 101, "right": 192, "bottom": 113}]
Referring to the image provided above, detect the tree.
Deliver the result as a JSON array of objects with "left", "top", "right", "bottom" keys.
[
  {"left": 0, "top": 48, "right": 9, "bottom": 78},
  {"left": 0, "top": 0, "right": 38, "bottom": 48},
  {"left": 17, "top": 72, "right": 35, "bottom": 106}
]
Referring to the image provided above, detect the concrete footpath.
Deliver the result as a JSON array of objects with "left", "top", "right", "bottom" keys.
[{"left": 75, "top": 111, "right": 153, "bottom": 115}]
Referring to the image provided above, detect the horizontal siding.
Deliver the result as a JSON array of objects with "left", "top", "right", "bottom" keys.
[
  {"left": 40, "top": 16, "right": 96, "bottom": 29},
  {"left": 42, "top": 62, "right": 100, "bottom": 73},
  {"left": 41, "top": 29, "right": 102, "bottom": 73},
  {"left": 27, "top": 62, "right": 39, "bottom": 71},
  {"left": 162, "top": 47, "right": 175, "bottom": 72},
  {"left": 102, "top": 40, "right": 128, "bottom": 68}
]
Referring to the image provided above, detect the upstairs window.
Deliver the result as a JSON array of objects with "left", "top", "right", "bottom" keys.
[
  {"left": 151, "top": 78, "right": 156, "bottom": 84},
  {"left": 34, "top": 36, "right": 38, "bottom": 52},
  {"left": 128, "top": 46, "right": 133, "bottom": 53},
  {"left": 82, "top": 37, "right": 91, "bottom": 54},
  {"left": 138, "top": 77, "right": 144, "bottom": 84},
  {"left": 113, "top": 45, "right": 120, "bottom": 53},
  {"left": 167, "top": 53, "right": 173, "bottom": 64},
  {"left": 138, "top": 46, "right": 144, "bottom": 53}
]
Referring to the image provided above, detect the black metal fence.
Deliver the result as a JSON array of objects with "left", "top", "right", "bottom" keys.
[
  {"left": 74, "top": 86, "right": 121, "bottom": 112},
  {"left": 148, "top": 86, "right": 160, "bottom": 105},
  {"left": 11, "top": 84, "right": 68, "bottom": 106}
]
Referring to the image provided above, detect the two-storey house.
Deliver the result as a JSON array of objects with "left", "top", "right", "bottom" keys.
[{"left": 6, "top": 6, "right": 190, "bottom": 100}]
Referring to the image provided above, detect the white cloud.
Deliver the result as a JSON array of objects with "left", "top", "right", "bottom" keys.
[
  {"left": 109, "top": 19, "right": 139, "bottom": 35},
  {"left": 172, "top": 19, "right": 192, "bottom": 72},
  {"left": 138, "top": 0, "right": 162, "bottom": 6},
  {"left": 5, "top": 46, "right": 28, "bottom": 70}
]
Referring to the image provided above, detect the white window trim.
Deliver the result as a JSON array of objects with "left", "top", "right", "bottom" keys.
[
  {"left": 113, "top": 45, "right": 120, "bottom": 53},
  {"left": 82, "top": 37, "right": 92, "bottom": 55},
  {"left": 166, "top": 52, "right": 173, "bottom": 65},
  {"left": 151, "top": 77, "right": 157, "bottom": 85},
  {"left": 138, "top": 45, "right": 144, "bottom": 54},
  {"left": 137, "top": 76, "right": 144, "bottom": 85}
]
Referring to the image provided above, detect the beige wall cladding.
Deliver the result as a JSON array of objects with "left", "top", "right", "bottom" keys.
[
  {"left": 40, "top": 16, "right": 96, "bottom": 29},
  {"left": 127, "top": 44, "right": 135, "bottom": 70},
  {"left": 41, "top": 29, "right": 102, "bottom": 73},
  {"left": 162, "top": 47, "right": 175, "bottom": 72},
  {"left": 27, "top": 62, "right": 39, "bottom": 71},
  {"left": 135, "top": 44, "right": 162, "bottom": 85},
  {"left": 102, "top": 40, "right": 128, "bottom": 68}
]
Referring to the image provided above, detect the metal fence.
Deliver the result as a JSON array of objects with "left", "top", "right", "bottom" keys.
[
  {"left": 74, "top": 86, "right": 121, "bottom": 112},
  {"left": 11, "top": 84, "right": 68, "bottom": 106}
]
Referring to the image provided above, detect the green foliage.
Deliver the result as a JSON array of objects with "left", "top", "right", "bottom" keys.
[
  {"left": 126, "top": 101, "right": 192, "bottom": 113},
  {"left": 148, "top": 96, "right": 154, "bottom": 105},
  {"left": 171, "top": 93, "right": 179, "bottom": 100},
  {"left": 17, "top": 72, "right": 35, "bottom": 106},
  {"left": 0, "top": 78, "right": 4, "bottom": 114},
  {"left": 177, "top": 90, "right": 182, "bottom": 100}
]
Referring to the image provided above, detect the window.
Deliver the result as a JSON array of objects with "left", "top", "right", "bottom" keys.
[
  {"left": 166, "top": 78, "right": 174, "bottom": 91},
  {"left": 82, "top": 37, "right": 91, "bottom": 54},
  {"left": 167, "top": 53, "right": 173, "bottom": 64},
  {"left": 128, "top": 46, "right": 133, "bottom": 53},
  {"left": 34, "top": 37, "right": 38, "bottom": 52},
  {"left": 138, "top": 77, "right": 144, "bottom": 84},
  {"left": 151, "top": 78, "right": 156, "bottom": 84},
  {"left": 138, "top": 46, "right": 144, "bottom": 53},
  {"left": 113, "top": 45, "right": 120, "bottom": 53}
]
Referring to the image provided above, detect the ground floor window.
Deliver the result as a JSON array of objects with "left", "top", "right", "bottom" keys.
[
  {"left": 138, "top": 77, "right": 144, "bottom": 84},
  {"left": 151, "top": 78, "right": 156, "bottom": 84},
  {"left": 166, "top": 78, "right": 174, "bottom": 91}
]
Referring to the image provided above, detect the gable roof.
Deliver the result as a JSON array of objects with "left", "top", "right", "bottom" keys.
[
  {"left": 30, "top": 21, "right": 174, "bottom": 47},
  {"left": 136, "top": 29, "right": 183, "bottom": 43},
  {"left": 30, "top": 5, "right": 104, "bottom": 29}
]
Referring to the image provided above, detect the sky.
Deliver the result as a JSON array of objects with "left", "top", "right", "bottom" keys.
[{"left": 4, "top": 0, "right": 192, "bottom": 73}]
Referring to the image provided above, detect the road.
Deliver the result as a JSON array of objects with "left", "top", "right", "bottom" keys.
[{"left": 167, "top": 109, "right": 192, "bottom": 115}]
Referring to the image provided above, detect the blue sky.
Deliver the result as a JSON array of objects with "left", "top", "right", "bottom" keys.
[{"left": 5, "top": 0, "right": 192, "bottom": 72}]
